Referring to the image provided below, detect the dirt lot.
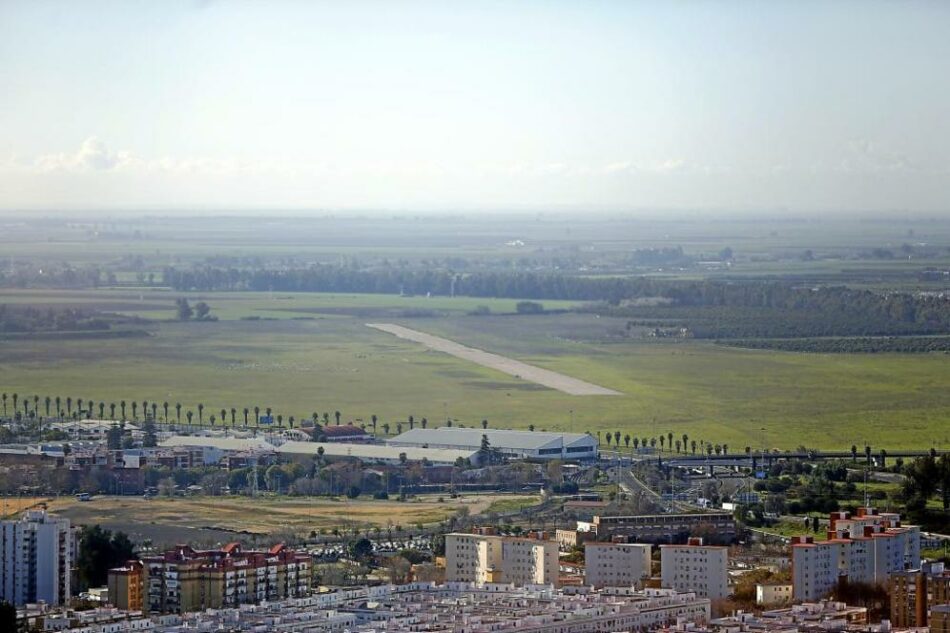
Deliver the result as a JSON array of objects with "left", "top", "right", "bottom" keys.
[
  {"left": 25, "top": 493, "right": 538, "bottom": 545},
  {"left": 367, "top": 322, "right": 621, "bottom": 396}
]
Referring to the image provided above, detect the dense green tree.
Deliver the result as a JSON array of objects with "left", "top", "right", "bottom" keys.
[{"left": 76, "top": 525, "right": 135, "bottom": 589}]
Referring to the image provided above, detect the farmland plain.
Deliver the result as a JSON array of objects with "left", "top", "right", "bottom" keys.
[{"left": 2, "top": 288, "right": 949, "bottom": 451}]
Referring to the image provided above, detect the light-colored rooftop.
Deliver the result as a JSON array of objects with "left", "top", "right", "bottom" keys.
[
  {"left": 160, "top": 435, "right": 275, "bottom": 452},
  {"left": 388, "top": 427, "right": 597, "bottom": 451},
  {"left": 276, "top": 441, "right": 477, "bottom": 464}
]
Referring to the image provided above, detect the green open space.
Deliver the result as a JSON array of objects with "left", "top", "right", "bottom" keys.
[{"left": 3, "top": 289, "right": 949, "bottom": 451}]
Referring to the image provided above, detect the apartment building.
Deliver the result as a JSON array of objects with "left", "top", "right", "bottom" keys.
[
  {"left": 108, "top": 560, "right": 144, "bottom": 611},
  {"left": 584, "top": 542, "right": 652, "bottom": 588},
  {"left": 445, "top": 531, "right": 559, "bottom": 586},
  {"left": 139, "top": 542, "right": 311, "bottom": 613},
  {"left": 0, "top": 510, "right": 73, "bottom": 606},
  {"left": 660, "top": 538, "right": 729, "bottom": 601},
  {"left": 889, "top": 562, "right": 950, "bottom": 628},
  {"left": 791, "top": 508, "right": 920, "bottom": 601}
]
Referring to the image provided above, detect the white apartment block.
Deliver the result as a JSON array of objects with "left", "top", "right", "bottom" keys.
[
  {"left": 660, "top": 538, "right": 729, "bottom": 601},
  {"left": 791, "top": 507, "right": 920, "bottom": 602},
  {"left": 0, "top": 510, "right": 73, "bottom": 605},
  {"left": 584, "top": 542, "right": 652, "bottom": 588},
  {"left": 445, "top": 532, "right": 559, "bottom": 586}
]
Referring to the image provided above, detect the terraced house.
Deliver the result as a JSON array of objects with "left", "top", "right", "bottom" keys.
[{"left": 135, "top": 542, "right": 311, "bottom": 613}]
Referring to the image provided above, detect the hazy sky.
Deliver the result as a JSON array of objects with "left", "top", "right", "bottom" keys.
[{"left": 1, "top": 1, "right": 948, "bottom": 213}]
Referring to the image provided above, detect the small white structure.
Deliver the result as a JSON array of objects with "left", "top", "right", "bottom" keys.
[{"left": 756, "top": 582, "right": 793, "bottom": 605}]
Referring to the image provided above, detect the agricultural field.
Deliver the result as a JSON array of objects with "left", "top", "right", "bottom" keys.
[{"left": 2, "top": 288, "right": 950, "bottom": 451}]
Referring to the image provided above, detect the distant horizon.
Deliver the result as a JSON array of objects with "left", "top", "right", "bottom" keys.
[{"left": 0, "top": 207, "right": 948, "bottom": 221}]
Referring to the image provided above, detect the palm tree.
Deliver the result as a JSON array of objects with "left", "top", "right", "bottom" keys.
[
  {"left": 12, "top": 393, "right": 18, "bottom": 415},
  {"left": 682, "top": 434, "right": 688, "bottom": 454},
  {"left": 151, "top": 403, "right": 158, "bottom": 422},
  {"left": 722, "top": 444, "right": 728, "bottom": 455},
  {"left": 220, "top": 408, "right": 226, "bottom": 425},
  {"left": 624, "top": 434, "right": 630, "bottom": 448},
  {"left": 605, "top": 433, "right": 612, "bottom": 447},
  {"left": 33, "top": 395, "right": 39, "bottom": 415},
  {"left": 659, "top": 436, "right": 665, "bottom": 451},
  {"left": 230, "top": 408, "right": 236, "bottom": 425},
  {"left": 322, "top": 412, "right": 329, "bottom": 425},
  {"left": 209, "top": 415, "right": 216, "bottom": 427},
  {"left": 142, "top": 401, "right": 148, "bottom": 420},
  {"left": 691, "top": 440, "right": 697, "bottom": 455},
  {"left": 650, "top": 437, "right": 657, "bottom": 449},
  {"left": 63, "top": 396, "right": 69, "bottom": 416},
  {"left": 667, "top": 432, "right": 673, "bottom": 450},
  {"left": 254, "top": 406, "right": 260, "bottom": 424},
  {"left": 276, "top": 414, "right": 283, "bottom": 427},
  {"left": 371, "top": 414, "right": 378, "bottom": 436},
  {"left": 851, "top": 445, "right": 858, "bottom": 463},
  {"left": 396, "top": 422, "right": 403, "bottom": 435},
  {"left": 421, "top": 417, "right": 427, "bottom": 429},
  {"left": 633, "top": 437, "right": 640, "bottom": 450},
  {"left": 197, "top": 403, "right": 204, "bottom": 425},
  {"left": 482, "top": 419, "right": 488, "bottom": 430},
  {"left": 109, "top": 402, "right": 116, "bottom": 419},
  {"left": 244, "top": 408, "right": 250, "bottom": 427},
  {"left": 707, "top": 444, "right": 714, "bottom": 456},
  {"left": 864, "top": 444, "right": 872, "bottom": 465},
  {"left": 288, "top": 416, "right": 295, "bottom": 429},
  {"left": 334, "top": 410, "right": 341, "bottom": 425},
  {"left": 132, "top": 401, "right": 138, "bottom": 420},
  {"left": 186, "top": 411, "right": 193, "bottom": 425},
  {"left": 163, "top": 402, "right": 169, "bottom": 422},
  {"left": 613, "top": 431, "right": 621, "bottom": 446},
  {"left": 311, "top": 412, "right": 319, "bottom": 427},
  {"left": 1, "top": 393, "right": 6, "bottom": 416},
  {"left": 119, "top": 400, "right": 126, "bottom": 420},
  {"left": 265, "top": 407, "right": 272, "bottom": 421},
  {"left": 382, "top": 423, "right": 390, "bottom": 436},
  {"left": 408, "top": 415, "right": 414, "bottom": 430},
  {"left": 675, "top": 440, "right": 681, "bottom": 453},
  {"left": 99, "top": 402, "right": 105, "bottom": 419},
  {"left": 175, "top": 403, "right": 182, "bottom": 423},
  {"left": 44, "top": 396, "right": 51, "bottom": 417}
]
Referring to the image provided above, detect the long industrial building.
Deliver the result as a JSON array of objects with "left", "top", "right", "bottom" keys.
[
  {"left": 387, "top": 427, "right": 599, "bottom": 461},
  {"left": 275, "top": 440, "right": 479, "bottom": 466},
  {"left": 159, "top": 435, "right": 479, "bottom": 466}
]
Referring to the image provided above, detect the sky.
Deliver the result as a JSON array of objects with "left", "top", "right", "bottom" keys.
[{"left": 1, "top": 0, "right": 948, "bottom": 214}]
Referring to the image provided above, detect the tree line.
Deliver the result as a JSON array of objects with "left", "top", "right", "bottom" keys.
[{"left": 160, "top": 264, "right": 950, "bottom": 335}]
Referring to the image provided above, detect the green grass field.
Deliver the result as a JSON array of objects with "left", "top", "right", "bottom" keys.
[{"left": 3, "top": 289, "right": 949, "bottom": 451}]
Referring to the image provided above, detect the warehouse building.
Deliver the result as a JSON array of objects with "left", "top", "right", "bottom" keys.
[
  {"left": 387, "top": 427, "right": 598, "bottom": 461},
  {"left": 275, "top": 440, "right": 479, "bottom": 466}
]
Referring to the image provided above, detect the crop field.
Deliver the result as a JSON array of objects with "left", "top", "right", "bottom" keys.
[
  {"left": 16, "top": 493, "right": 537, "bottom": 546},
  {"left": 2, "top": 288, "right": 950, "bottom": 451}
]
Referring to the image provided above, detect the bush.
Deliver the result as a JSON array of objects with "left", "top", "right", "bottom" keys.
[{"left": 346, "top": 486, "right": 362, "bottom": 499}]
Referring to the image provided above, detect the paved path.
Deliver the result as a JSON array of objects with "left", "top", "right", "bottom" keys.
[{"left": 366, "top": 322, "right": 621, "bottom": 396}]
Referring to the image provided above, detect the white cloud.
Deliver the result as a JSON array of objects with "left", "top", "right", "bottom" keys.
[{"left": 32, "top": 137, "right": 135, "bottom": 172}]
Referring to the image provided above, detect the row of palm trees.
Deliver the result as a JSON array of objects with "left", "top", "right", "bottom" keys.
[
  {"left": 0, "top": 392, "right": 486, "bottom": 437},
  {"left": 600, "top": 430, "right": 737, "bottom": 456}
]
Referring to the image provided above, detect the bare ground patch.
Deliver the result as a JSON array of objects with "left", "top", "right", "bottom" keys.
[{"left": 366, "top": 323, "right": 621, "bottom": 396}]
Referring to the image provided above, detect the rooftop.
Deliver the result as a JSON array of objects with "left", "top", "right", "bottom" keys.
[{"left": 389, "top": 427, "right": 597, "bottom": 450}]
